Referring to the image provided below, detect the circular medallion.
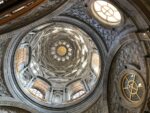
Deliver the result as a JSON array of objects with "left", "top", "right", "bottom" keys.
[{"left": 56, "top": 46, "right": 67, "bottom": 56}]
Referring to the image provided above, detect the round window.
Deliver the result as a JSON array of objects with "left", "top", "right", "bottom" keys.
[
  {"left": 119, "top": 70, "right": 146, "bottom": 107},
  {"left": 4, "top": 22, "right": 102, "bottom": 109},
  {"left": 89, "top": 0, "right": 123, "bottom": 27}
]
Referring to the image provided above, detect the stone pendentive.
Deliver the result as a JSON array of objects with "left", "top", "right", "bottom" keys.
[
  {"left": 108, "top": 39, "right": 147, "bottom": 113},
  {"left": 62, "top": 2, "right": 136, "bottom": 50}
]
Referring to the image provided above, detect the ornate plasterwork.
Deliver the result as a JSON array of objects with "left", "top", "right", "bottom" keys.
[
  {"left": 3, "top": 16, "right": 106, "bottom": 113},
  {"left": 12, "top": 22, "right": 101, "bottom": 107},
  {"left": 0, "top": 1, "right": 150, "bottom": 113}
]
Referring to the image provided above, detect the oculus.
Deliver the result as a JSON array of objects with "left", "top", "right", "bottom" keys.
[
  {"left": 119, "top": 69, "right": 146, "bottom": 107},
  {"left": 89, "top": 0, "right": 123, "bottom": 27},
  {"left": 8, "top": 22, "right": 101, "bottom": 108}
]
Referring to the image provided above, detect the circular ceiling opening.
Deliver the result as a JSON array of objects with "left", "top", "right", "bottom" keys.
[
  {"left": 10, "top": 22, "right": 102, "bottom": 108},
  {"left": 89, "top": 0, "right": 123, "bottom": 27},
  {"left": 119, "top": 70, "right": 145, "bottom": 107}
]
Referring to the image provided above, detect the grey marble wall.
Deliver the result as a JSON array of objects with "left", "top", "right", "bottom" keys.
[{"left": 0, "top": 0, "right": 149, "bottom": 113}]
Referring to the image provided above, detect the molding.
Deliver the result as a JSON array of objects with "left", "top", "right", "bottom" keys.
[
  {"left": 0, "top": 0, "right": 76, "bottom": 34},
  {"left": 3, "top": 16, "right": 107, "bottom": 113},
  {"left": 113, "top": 0, "right": 149, "bottom": 31},
  {"left": 0, "top": 97, "right": 41, "bottom": 113}
]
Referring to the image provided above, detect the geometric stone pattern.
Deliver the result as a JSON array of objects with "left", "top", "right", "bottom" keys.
[
  {"left": 0, "top": 1, "right": 149, "bottom": 113},
  {"left": 62, "top": 2, "right": 137, "bottom": 113},
  {"left": 63, "top": 2, "right": 136, "bottom": 50}
]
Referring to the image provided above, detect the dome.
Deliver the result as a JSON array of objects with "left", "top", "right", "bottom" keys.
[{"left": 13, "top": 22, "right": 101, "bottom": 107}]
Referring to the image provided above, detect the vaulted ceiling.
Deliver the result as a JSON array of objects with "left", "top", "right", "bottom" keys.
[{"left": 0, "top": 0, "right": 150, "bottom": 113}]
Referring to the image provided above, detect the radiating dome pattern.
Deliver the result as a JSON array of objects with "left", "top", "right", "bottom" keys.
[{"left": 13, "top": 22, "right": 101, "bottom": 107}]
